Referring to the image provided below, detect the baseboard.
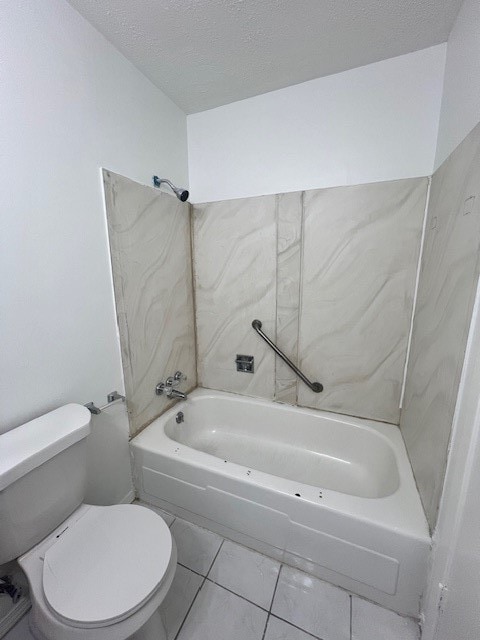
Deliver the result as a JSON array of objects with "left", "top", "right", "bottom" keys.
[
  {"left": 0, "top": 596, "right": 31, "bottom": 639},
  {"left": 120, "top": 489, "right": 136, "bottom": 504}
]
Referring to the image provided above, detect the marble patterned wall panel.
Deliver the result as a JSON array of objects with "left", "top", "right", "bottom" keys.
[
  {"left": 298, "top": 178, "right": 427, "bottom": 423},
  {"left": 193, "top": 196, "right": 277, "bottom": 399},
  {"left": 275, "top": 192, "right": 302, "bottom": 404},
  {"left": 400, "top": 123, "right": 480, "bottom": 529},
  {"left": 103, "top": 170, "right": 197, "bottom": 436}
]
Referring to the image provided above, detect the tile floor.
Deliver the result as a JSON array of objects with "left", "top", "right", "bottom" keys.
[{"left": 5, "top": 503, "right": 421, "bottom": 640}]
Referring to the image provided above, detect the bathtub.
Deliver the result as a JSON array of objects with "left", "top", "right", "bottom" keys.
[{"left": 131, "top": 389, "right": 430, "bottom": 617}]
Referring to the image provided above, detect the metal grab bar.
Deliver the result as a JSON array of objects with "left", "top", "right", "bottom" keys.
[{"left": 252, "top": 320, "right": 323, "bottom": 393}]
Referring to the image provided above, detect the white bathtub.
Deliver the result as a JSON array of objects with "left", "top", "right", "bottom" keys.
[{"left": 131, "top": 389, "right": 430, "bottom": 616}]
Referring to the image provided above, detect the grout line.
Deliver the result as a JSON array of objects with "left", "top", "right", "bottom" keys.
[
  {"left": 269, "top": 564, "right": 283, "bottom": 612},
  {"left": 268, "top": 613, "right": 325, "bottom": 640},
  {"left": 173, "top": 574, "right": 207, "bottom": 640},
  {"left": 205, "top": 577, "right": 270, "bottom": 612},
  {"left": 261, "top": 613, "right": 270, "bottom": 640},
  {"left": 206, "top": 539, "right": 224, "bottom": 577},
  {"left": 177, "top": 562, "right": 205, "bottom": 578}
]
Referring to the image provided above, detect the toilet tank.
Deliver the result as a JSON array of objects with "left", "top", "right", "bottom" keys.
[{"left": 0, "top": 404, "right": 91, "bottom": 564}]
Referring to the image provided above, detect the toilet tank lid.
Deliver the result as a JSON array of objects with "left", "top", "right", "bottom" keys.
[{"left": 0, "top": 404, "right": 91, "bottom": 491}]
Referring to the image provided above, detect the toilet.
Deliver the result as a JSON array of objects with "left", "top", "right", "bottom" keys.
[{"left": 0, "top": 404, "right": 177, "bottom": 640}]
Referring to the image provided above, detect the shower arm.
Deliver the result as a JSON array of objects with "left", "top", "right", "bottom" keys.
[
  {"left": 153, "top": 177, "right": 174, "bottom": 190},
  {"left": 251, "top": 320, "right": 323, "bottom": 393},
  {"left": 152, "top": 176, "right": 189, "bottom": 202}
]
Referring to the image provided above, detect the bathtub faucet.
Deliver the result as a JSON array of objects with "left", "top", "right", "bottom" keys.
[{"left": 155, "top": 371, "right": 187, "bottom": 400}]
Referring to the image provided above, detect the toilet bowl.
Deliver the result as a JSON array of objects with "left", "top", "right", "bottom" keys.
[
  {"left": 19, "top": 504, "right": 177, "bottom": 640},
  {"left": 0, "top": 404, "right": 177, "bottom": 640}
]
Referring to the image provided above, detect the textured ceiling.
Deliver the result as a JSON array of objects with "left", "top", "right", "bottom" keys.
[{"left": 67, "top": 0, "right": 462, "bottom": 113}]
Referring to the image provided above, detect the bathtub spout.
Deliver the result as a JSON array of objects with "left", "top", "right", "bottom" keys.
[{"left": 170, "top": 389, "right": 187, "bottom": 400}]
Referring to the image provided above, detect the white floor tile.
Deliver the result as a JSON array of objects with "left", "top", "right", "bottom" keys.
[
  {"left": 208, "top": 540, "right": 280, "bottom": 609},
  {"left": 170, "top": 518, "right": 223, "bottom": 575},
  {"left": 271, "top": 566, "right": 350, "bottom": 640},
  {"left": 137, "top": 501, "right": 176, "bottom": 527},
  {"left": 3, "top": 614, "right": 35, "bottom": 640},
  {"left": 352, "top": 597, "right": 420, "bottom": 640},
  {"left": 177, "top": 580, "right": 267, "bottom": 640},
  {"left": 264, "top": 616, "right": 317, "bottom": 640},
  {"left": 159, "top": 565, "right": 204, "bottom": 639}
]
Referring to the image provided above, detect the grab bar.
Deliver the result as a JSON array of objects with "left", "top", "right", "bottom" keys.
[{"left": 251, "top": 320, "right": 323, "bottom": 393}]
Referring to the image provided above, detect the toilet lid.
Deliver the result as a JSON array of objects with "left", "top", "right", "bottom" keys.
[{"left": 42, "top": 505, "right": 173, "bottom": 628}]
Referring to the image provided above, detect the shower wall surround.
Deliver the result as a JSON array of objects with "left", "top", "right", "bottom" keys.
[
  {"left": 193, "top": 196, "right": 277, "bottom": 399},
  {"left": 193, "top": 178, "right": 427, "bottom": 424},
  {"left": 400, "top": 122, "right": 480, "bottom": 528},
  {"left": 103, "top": 155, "right": 480, "bottom": 528},
  {"left": 275, "top": 192, "right": 303, "bottom": 404},
  {"left": 299, "top": 181, "right": 426, "bottom": 423},
  {"left": 103, "top": 170, "right": 196, "bottom": 436}
]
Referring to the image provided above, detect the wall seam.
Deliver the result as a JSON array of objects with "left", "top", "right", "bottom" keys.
[
  {"left": 275, "top": 194, "right": 280, "bottom": 399},
  {"left": 295, "top": 190, "right": 306, "bottom": 406},
  {"left": 399, "top": 175, "right": 432, "bottom": 410},
  {"left": 189, "top": 202, "right": 201, "bottom": 388}
]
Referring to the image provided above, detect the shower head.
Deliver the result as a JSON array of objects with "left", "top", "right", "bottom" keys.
[{"left": 152, "top": 176, "right": 189, "bottom": 202}]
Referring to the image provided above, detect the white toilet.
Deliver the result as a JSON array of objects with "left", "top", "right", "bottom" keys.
[{"left": 0, "top": 404, "right": 177, "bottom": 640}]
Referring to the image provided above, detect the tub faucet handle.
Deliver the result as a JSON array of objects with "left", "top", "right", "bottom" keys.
[
  {"left": 173, "top": 371, "right": 187, "bottom": 384},
  {"left": 164, "top": 372, "right": 186, "bottom": 388}
]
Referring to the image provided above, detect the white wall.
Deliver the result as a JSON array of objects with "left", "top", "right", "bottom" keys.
[
  {"left": 421, "top": 2, "right": 480, "bottom": 635},
  {"left": 187, "top": 45, "right": 446, "bottom": 203},
  {"left": 0, "top": 0, "right": 188, "bottom": 432},
  {"left": 421, "top": 280, "right": 480, "bottom": 640},
  {"left": 434, "top": 0, "right": 480, "bottom": 168},
  {"left": 85, "top": 399, "right": 134, "bottom": 506}
]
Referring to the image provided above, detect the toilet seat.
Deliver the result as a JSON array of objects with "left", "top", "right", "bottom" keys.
[{"left": 42, "top": 504, "right": 172, "bottom": 629}]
